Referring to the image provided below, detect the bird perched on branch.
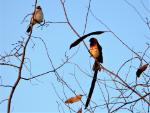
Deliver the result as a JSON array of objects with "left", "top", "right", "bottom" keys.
[
  {"left": 26, "top": 6, "right": 43, "bottom": 33},
  {"left": 85, "top": 38, "right": 103, "bottom": 109},
  {"left": 136, "top": 64, "right": 148, "bottom": 78},
  {"left": 65, "top": 94, "right": 83, "bottom": 104},
  {"left": 89, "top": 38, "right": 103, "bottom": 71}
]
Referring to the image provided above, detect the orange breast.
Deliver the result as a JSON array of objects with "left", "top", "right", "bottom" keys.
[{"left": 90, "top": 45, "right": 100, "bottom": 59}]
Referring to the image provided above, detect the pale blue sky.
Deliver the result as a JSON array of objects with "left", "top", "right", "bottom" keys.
[{"left": 0, "top": 0, "right": 150, "bottom": 113}]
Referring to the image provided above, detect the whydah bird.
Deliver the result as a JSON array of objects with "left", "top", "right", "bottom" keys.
[
  {"left": 89, "top": 38, "right": 103, "bottom": 71},
  {"left": 85, "top": 38, "right": 103, "bottom": 109}
]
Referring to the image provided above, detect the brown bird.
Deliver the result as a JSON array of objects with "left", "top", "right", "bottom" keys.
[
  {"left": 136, "top": 64, "right": 148, "bottom": 78},
  {"left": 26, "top": 6, "right": 43, "bottom": 33},
  {"left": 89, "top": 38, "right": 103, "bottom": 71},
  {"left": 65, "top": 94, "right": 83, "bottom": 104}
]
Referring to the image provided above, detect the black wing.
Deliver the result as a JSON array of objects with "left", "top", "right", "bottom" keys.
[
  {"left": 85, "top": 70, "right": 98, "bottom": 109},
  {"left": 97, "top": 43, "right": 103, "bottom": 63}
]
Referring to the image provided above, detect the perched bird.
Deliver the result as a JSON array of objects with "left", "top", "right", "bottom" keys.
[
  {"left": 85, "top": 38, "right": 103, "bottom": 109},
  {"left": 89, "top": 38, "right": 103, "bottom": 71},
  {"left": 26, "top": 6, "right": 43, "bottom": 33},
  {"left": 65, "top": 94, "right": 83, "bottom": 104},
  {"left": 136, "top": 64, "right": 148, "bottom": 78}
]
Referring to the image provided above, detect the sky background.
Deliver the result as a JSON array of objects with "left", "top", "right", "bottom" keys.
[{"left": 0, "top": 0, "right": 150, "bottom": 113}]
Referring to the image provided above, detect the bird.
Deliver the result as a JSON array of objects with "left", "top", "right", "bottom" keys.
[
  {"left": 136, "top": 64, "right": 148, "bottom": 78},
  {"left": 89, "top": 38, "right": 103, "bottom": 71},
  {"left": 26, "top": 6, "right": 43, "bottom": 33},
  {"left": 65, "top": 94, "right": 83, "bottom": 104},
  {"left": 85, "top": 38, "right": 103, "bottom": 109}
]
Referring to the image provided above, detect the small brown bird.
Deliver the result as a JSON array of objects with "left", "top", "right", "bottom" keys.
[
  {"left": 85, "top": 38, "right": 103, "bottom": 109},
  {"left": 136, "top": 64, "right": 148, "bottom": 78},
  {"left": 65, "top": 94, "right": 83, "bottom": 104},
  {"left": 89, "top": 38, "right": 103, "bottom": 71},
  {"left": 27, "top": 6, "right": 43, "bottom": 33}
]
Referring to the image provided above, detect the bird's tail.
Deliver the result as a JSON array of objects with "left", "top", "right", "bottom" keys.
[
  {"left": 92, "top": 61, "right": 101, "bottom": 71},
  {"left": 85, "top": 70, "right": 98, "bottom": 109},
  {"left": 26, "top": 24, "right": 33, "bottom": 33},
  {"left": 26, "top": 26, "right": 31, "bottom": 33}
]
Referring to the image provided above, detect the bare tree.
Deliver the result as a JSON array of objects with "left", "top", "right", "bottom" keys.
[{"left": 0, "top": 0, "right": 150, "bottom": 113}]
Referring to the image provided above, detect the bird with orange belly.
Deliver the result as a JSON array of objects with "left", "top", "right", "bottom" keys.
[
  {"left": 89, "top": 38, "right": 103, "bottom": 71},
  {"left": 85, "top": 37, "right": 103, "bottom": 109}
]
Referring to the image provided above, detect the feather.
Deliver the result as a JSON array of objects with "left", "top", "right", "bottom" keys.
[
  {"left": 85, "top": 70, "right": 98, "bottom": 109},
  {"left": 70, "top": 31, "right": 105, "bottom": 49}
]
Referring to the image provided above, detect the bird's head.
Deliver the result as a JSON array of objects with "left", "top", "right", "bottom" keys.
[
  {"left": 36, "top": 6, "right": 41, "bottom": 9},
  {"left": 89, "top": 38, "right": 98, "bottom": 43}
]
